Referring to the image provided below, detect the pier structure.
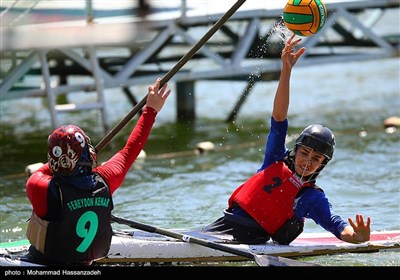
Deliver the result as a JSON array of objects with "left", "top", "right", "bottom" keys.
[{"left": 1, "top": 0, "right": 399, "bottom": 133}]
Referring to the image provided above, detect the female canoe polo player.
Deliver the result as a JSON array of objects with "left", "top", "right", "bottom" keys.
[
  {"left": 202, "top": 34, "right": 371, "bottom": 245},
  {"left": 24, "top": 78, "right": 171, "bottom": 265}
]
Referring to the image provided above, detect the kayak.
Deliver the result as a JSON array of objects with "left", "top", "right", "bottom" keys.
[
  {"left": 105, "top": 229, "right": 400, "bottom": 264},
  {"left": 1, "top": 229, "right": 399, "bottom": 266}
]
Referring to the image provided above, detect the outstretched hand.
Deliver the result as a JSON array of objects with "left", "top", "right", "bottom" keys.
[
  {"left": 281, "top": 34, "right": 306, "bottom": 69},
  {"left": 146, "top": 78, "right": 171, "bottom": 112},
  {"left": 348, "top": 214, "right": 371, "bottom": 243}
]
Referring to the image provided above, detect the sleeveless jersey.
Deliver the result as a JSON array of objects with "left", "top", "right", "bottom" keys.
[{"left": 27, "top": 174, "right": 113, "bottom": 263}]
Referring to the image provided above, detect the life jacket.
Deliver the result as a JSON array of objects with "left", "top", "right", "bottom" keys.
[
  {"left": 228, "top": 161, "right": 313, "bottom": 239},
  {"left": 26, "top": 174, "right": 113, "bottom": 264}
]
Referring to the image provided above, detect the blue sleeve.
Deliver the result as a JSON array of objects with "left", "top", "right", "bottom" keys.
[
  {"left": 258, "top": 117, "right": 289, "bottom": 172},
  {"left": 294, "top": 188, "right": 348, "bottom": 239}
]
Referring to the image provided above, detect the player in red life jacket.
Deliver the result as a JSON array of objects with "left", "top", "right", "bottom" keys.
[
  {"left": 202, "top": 34, "right": 371, "bottom": 245},
  {"left": 25, "top": 78, "right": 171, "bottom": 265}
]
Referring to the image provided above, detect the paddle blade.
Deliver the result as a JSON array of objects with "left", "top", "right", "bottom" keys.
[{"left": 254, "top": 255, "right": 320, "bottom": 267}]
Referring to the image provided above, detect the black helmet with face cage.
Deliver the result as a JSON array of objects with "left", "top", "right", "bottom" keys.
[{"left": 295, "top": 124, "right": 335, "bottom": 161}]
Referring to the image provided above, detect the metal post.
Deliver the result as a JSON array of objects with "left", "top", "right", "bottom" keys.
[
  {"left": 180, "top": 0, "right": 187, "bottom": 19},
  {"left": 38, "top": 50, "right": 58, "bottom": 129},
  {"left": 177, "top": 81, "right": 195, "bottom": 121},
  {"left": 86, "top": 0, "right": 93, "bottom": 23},
  {"left": 88, "top": 46, "right": 110, "bottom": 133}
]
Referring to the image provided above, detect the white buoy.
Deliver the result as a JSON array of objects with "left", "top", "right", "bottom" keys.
[
  {"left": 194, "top": 141, "right": 215, "bottom": 155},
  {"left": 137, "top": 149, "right": 147, "bottom": 161},
  {"left": 25, "top": 162, "right": 44, "bottom": 176}
]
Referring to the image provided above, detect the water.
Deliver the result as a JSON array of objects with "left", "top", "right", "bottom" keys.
[
  {"left": 0, "top": 0, "right": 399, "bottom": 267},
  {"left": 1, "top": 56, "right": 399, "bottom": 266}
]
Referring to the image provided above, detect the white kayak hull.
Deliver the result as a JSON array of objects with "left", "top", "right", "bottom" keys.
[
  {"left": 1, "top": 230, "right": 399, "bottom": 266},
  {"left": 105, "top": 229, "right": 400, "bottom": 263}
]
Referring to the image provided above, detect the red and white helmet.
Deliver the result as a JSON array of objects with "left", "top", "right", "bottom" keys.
[{"left": 47, "top": 125, "right": 96, "bottom": 175}]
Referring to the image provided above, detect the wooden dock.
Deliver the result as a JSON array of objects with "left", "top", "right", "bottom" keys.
[{"left": 1, "top": 0, "right": 399, "bottom": 132}]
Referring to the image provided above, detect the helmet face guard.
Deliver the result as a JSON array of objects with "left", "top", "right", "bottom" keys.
[
  {"left": 295, "top": 124, "right": 335, "bottom": 160},
  {"left": 47, "top": 125, "right": 95, "bottom": 176},
  {"left": 296, "top": 134, "right": 334, "bottom": 160}
]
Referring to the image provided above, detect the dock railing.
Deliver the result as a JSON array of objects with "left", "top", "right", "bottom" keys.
[{"left": 1, "top": 0, "right": 399, "bottom": 132}]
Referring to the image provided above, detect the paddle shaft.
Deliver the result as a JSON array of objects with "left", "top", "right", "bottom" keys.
[
  {"left": 110, "top": 215, "right": 318, "bottom": 267},
  {"left": 95, "top": 0, "right": 246, "bottom": 152}
]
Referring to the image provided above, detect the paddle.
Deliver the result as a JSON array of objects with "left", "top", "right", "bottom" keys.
[
  {"left": 95, "top": 0, "right": 247, "bottom": 152},
  {"left": 110, "top": 214, "right": 319, "bottom": 267}
]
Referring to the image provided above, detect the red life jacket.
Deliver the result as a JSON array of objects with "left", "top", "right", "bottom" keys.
[{"left": 228, "top": 161, "right": 311, "bottom": 235}]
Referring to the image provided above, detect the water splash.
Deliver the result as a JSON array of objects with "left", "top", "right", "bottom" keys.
[{"left": 247, "top": 17, "right": 294, "bottom": 80}]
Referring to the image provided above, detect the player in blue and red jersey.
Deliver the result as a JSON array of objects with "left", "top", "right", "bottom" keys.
[{"left": 202, "top": 34, "right": 371, "bottom": 245}]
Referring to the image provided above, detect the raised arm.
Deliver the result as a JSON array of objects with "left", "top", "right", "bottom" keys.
[
  {"left": 97, "top": 78, "right": 171, "bottom": 194},
  {"left": 272, "top": 34, "right": 305, "bottom": 122}
]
